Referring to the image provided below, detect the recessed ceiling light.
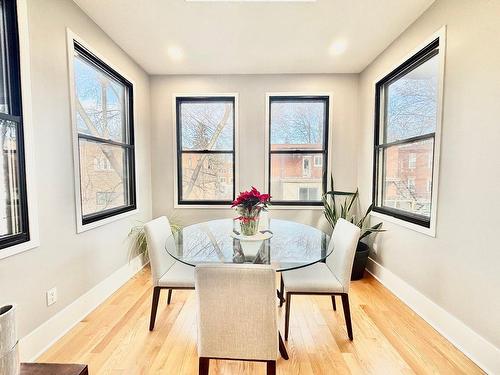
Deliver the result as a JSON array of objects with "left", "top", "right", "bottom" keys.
[
  {"left": 329, "top": 40, "right": 347, "bottom": 56},
  {"left": 167, "top": 46, "right": 184, "bottom": 61}
]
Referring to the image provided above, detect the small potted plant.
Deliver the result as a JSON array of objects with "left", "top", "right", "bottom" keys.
[
  {"left": 322, "top": 177, "right": 384, "bottom": 280},
  {"left": 231, "top": 187, "right": 271, "bottom": 236}
]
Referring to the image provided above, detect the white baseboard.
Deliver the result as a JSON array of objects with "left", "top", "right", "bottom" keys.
[
  {"left": 366, "top": 257, "right": 500, "bottom": 375},
  {"left": 19, "top": 254, "right": 149, "bottom": 362}
]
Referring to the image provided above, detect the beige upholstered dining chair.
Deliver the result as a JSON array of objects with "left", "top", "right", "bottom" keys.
[
  {"left": 281, "top": 218, "right": 360, "bottom": 341},
  {"left": 195, "top": 264, "right": 288, "bottom": 375},
  {"left": 144, "top": 216, "right": 195, "bottom": 331}
]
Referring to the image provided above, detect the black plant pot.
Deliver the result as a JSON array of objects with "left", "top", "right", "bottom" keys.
[{"left": 351, "top": 242, "right": 369, "bottom": 280}]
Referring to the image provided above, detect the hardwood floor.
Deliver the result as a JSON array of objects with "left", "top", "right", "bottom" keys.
[{"left": 38, "top": 267, "right": 483, "bottom": 374}]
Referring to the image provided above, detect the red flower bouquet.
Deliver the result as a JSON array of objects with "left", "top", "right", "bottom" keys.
[{"left": 231, "top": 187, "right": 271, "bottom": 235}]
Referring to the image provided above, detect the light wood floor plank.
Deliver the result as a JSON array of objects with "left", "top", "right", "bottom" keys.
[{"left": 38, "top": 267, "right": 484, "bottom": 374}]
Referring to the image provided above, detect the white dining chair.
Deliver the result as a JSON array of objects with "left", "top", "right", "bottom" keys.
[
  {"left": 281, "top": 218, "right": 360, "bottom": 341},
  {"left": 144, "top": 216, "right": 195, "bottom": 331},
  {"left": 195, "top": 264, "right": 288, "bottom": 375}
]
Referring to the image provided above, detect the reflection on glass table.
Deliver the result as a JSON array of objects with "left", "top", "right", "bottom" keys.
[{"left": 165, "top": 219, "right": 331, "bottom": 272}]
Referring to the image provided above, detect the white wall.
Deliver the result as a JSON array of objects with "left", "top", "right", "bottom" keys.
[
  {"left": 150, "top": 74, "right": 359, "bottom": 229},
  {"left": 0, "top": 0, "right": 152, "bottom": 338},
  {"left": 1, "top": 0, "right": 498, "bottom": 370},
  {"left": 358, "top": 0, "right": 500, "bottom": 350}
]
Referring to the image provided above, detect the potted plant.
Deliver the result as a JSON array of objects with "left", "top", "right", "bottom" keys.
[
  {"left": 322, "top": 176, "right": 384, "bottom": 280},
  {"left": 231, "top": 187, "right": 271, "bottom": 236}
]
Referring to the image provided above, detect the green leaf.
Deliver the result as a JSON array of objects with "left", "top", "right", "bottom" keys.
[
  {"left": 359, "top": 222, "right": 384, "bottom": 240},
  {"left": 330, "top": 175, "right": 336, "bottom": 209},
  {"left": 322, "top": 195, "right": 336, "bottom": 228},
  {"left": 346, "top": 188, "right": 359, "bottom": 214},
  {"left": 358, "top": 202, "right": 374, "bottom": 227},
  {"left": 322, "top": 173, "right": 387, "bottom": 240}
]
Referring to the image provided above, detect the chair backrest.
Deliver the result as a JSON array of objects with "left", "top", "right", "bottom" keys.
[
  {"left": 325, "top": 218, "right": 361, "bottom": 292},
  {"left": 144, "top": 216, "right": 176, "bottom": 286},
  {"left": 195, "top": 264, "right": 278, "bottom": 361}
]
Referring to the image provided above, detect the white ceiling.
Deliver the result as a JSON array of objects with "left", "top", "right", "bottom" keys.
[{"left": 73, "top": 0, "right": 435, "bottom": 75}]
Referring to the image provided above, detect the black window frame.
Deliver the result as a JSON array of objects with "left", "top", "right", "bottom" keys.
[
  {"left": 175, "top": 96, "right": 236, "bottom": 205},
  {"left": 0, "top": 0, "right": 30, "bottom": 250},
  {"left": 268, "top": 95, "right": 329, "bottom": 206},
  {"left": 73, "top": 41, "right": 136, "bottom": 226},
  {"left": 372, "top": 38, "right": 440, "bottom": 228}
]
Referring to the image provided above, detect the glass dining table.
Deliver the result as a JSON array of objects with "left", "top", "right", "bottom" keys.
[
  {"left": 164, "top": 218, "right": 331, "bottom": 272},
  {"left": 164, "top": 218, "right": 330, "bottom": 360}
]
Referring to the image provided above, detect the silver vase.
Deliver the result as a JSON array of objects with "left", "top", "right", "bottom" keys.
[{"left": 0, "top": 305, "right": 19, "bottom": 375}]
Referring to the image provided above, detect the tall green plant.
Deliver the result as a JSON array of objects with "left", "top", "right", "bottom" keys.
[{"left": 322, "top": 175, "right": 384, "bottom": 241}]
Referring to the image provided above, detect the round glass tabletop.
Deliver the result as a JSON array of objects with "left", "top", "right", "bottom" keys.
[{"left": 165, "top": 219, "right": 331, "bottom": 272}]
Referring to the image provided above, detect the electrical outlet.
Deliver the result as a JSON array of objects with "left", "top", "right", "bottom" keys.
[
  {"left": 46, "top": 287, "right": 57, "bottom": 306},
  {"left": 372, "top": 242, "right": 379, "bottom": 254}
]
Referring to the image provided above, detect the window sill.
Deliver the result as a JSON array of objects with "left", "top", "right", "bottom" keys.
[
  {"left": 174, "top": 203, "right": 233, "bottom": 209},
  {"left": 370, "top": 210, "right": 436, "bottom": 237},
  {"left": 0, "top": 238, "right": 40, "bottom": 260},
  {"left": 268, "top": 205, "right": 324, "bottom": 211},
  {"left": 173, "top": 204, "right": 324, "bottom": 211},
  {"left": 77, "top": 208, "right": 139, "bottom": 233}
]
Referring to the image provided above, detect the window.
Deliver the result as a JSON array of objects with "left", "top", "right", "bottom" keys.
[
  {"left": 302, "top": 157, "right": 311, "bottom": 177},
  {"left": 72, "top": 42, "right": 136, "bottom": 226},
  {"left": 0, "top": 0, "right": 30, "bottom": 250},
  {"left": 373, "top": 38, "right": 441, "bottom": 228},
  {"left": 268, "top": 95, "right": 329, "bottom": 205},
  {"left": 407, "top": 177, "right": 416, "bottom": 192},
  {"left": 408, "top": 153, "right": 417, "bottom": 169},
  {"left": 93, "top": 156, "right": 112, "bottom": 171},
  {"left": 96, "top": 191, "right": 118, "bottom": 206},
  {"left": 298, "top": 187, "right": 319, "bottom": 201},
  {"left": 176, "top": 96, "right": 235, "bottom": 205}
]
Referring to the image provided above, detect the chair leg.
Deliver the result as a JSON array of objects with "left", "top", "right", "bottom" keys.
[
  {"left": 266, "top": 360, "right": 276, "bottom": 375},
  {"left": 198, "top": 357, "right": 209, "bottom": 375},
  {"left": 149, "top": 287, "right": 161, "bottom": 331},
  {"left": 279, "top": 275, "right": 285, "bottom": 307},
  {"left": 331, "top": 295, "right": 337, "bottom": 311},
  {"left": 167, "top": 289, "right": 173, "bottom": 305},
  {"left": 341, "top": 293, "right": 353, "bottom": 340},
  {"left": 284, "top": 292, "right": 291, "bottom": 341},
  {"left": 278, "top": 332, "right": 289, "bottom": 360}
]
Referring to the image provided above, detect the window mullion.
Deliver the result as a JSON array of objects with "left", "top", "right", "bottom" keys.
[
  {"left": 78, "top": 133, "right": 133, "bottom": 148},
  {"left": 0, "top": 113, "right": 21, "bottom": 123},
  {"left": 269, "top": 149, "right": 325, "bottom": 154},
  {"left": 181, "top": 150, "right": 234, "bottom": 154},
  {"left": 377, "top": 133, "right": 435, "bottom": 149}
]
